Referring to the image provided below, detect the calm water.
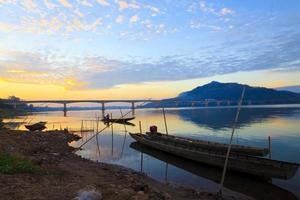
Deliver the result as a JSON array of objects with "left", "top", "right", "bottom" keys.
[{"left": 5, "top": 106, "right": 300, "bottom": 200}]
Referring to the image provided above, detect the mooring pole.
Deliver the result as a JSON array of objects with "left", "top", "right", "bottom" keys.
[
  {"left": 164, "top": 162, "right": 169, "bottom": 183},
  {"left": 162, "top": 107, "right": 169, "bottom": 135},
  {"left": 219, "top": 87, "right": 245, "bottom": 196},
  {"left": 111, "top": 113, "right": 113, "bottom": 156},
  {"left": 268, "top": 136, "right": 272, "bottom": 159},
  {"left": 139, "top": 121, "right": 142, "bottom": 135}
]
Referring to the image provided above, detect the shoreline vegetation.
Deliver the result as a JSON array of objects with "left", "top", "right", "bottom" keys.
[{"left": 0, "top": 128, "right": 252, "bottom": 200}]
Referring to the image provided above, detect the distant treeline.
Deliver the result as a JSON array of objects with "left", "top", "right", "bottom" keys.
[{"left": 0, "top": 96, "right": 32, "bottom": 111}]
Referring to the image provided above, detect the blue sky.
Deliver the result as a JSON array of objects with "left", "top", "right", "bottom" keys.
[{"left": 0, "top": 0, "right": 300, "bottom": 99}]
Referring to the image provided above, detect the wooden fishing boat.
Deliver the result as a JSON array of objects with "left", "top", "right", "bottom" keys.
[
  {"left": 25, "top": 122, "right": 46, "bottom": 131},
  {"left": 101, "top": 117, "right": 135, "bottom": 123},
  {"left": 130, "top": 142, "right": 298, "bottom": 200},
  {"left": 145, "top": 132, "right": 269, "bottom": 156},
  {"left": 129, "top": 133, "right": 299, "bottom": 179}
]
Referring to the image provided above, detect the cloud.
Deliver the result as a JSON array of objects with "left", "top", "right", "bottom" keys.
[
  {"left": 96, "top": 0, "right": 109, "bottom": 6},
  {"left": 1, "top": 27, "right": 300, "bottom": 90},
  {"left": 220, "top": 8, "right": 233, "bottom": 16},
  {"left": 20, "top": 0, "right": 38, "bottom": 12},
  {"left": 116, "top": 0, "right": 139, "bottom": 11},
  {"left": 115, "top": 15, "right": 124, "bottom": 24},
  {"left": 43, "top": 0, "right": 57, "bottom": 9},
  {"left": 58, "top": 0, "right": 72, "bottom": 8},
  {"left": 79, "top": 0, "right": 93, "bottom": 7},
  {"left": 129, "top": 15, "right": 138, "bottom": 23}
]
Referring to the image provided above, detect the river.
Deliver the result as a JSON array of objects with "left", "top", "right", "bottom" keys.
[{"left": 4, "top": 105, "right": 300, "bottom": 200}]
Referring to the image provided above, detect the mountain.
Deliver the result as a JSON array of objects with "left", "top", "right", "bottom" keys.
[
  {"left": 276, "top": 85, "right": 300, "bottom": 93},
  {"left": 143, "top": 81, "right": 300, "bottom": 108}
]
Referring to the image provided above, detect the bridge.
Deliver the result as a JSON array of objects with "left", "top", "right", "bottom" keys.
[
  {"left": 6, "top": 99, "right": 253, "bottom": 117},
  {"left": 22, "top": 99, "right": 162, "bottom": 117}
]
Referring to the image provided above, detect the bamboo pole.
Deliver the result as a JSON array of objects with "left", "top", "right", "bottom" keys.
[
  {"left": 164, "top": 162, "right": 169, "bottom": 183},
  {"left": 119, "top": 108, "right": 127, "bottom": 133},
  {"left": 139, "top": 121, "right": 142, "bottom": 134},
  {"left": 268, "top": 136, "right": 272, "bottom": 159},
  {"left": 162, "top": 107, "right": 169, "bottom": 135},
  {"left": 111, "top": 113, "right": 113, "bottom": 156},
  {"left": 219, "top": 87, "right": 245, "bottom": 196},
  {"left": 140, "top": 151, "right": 144, "bottom": 172}
]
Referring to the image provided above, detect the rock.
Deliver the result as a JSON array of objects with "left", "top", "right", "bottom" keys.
[
  {"left": 74, "top": 187, "right": 102, "bottom": 200},
  {"left": 163, "top": 192, "right": 172, "bottom": 200}
]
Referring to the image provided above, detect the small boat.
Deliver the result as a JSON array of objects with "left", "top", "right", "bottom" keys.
[
  {"left": 25, "top": 122, "right": 47, "bottom": 131},
  {"left": 144, "top": 132, "right": 269, "bottom": 156},
  {"left": 129, "top": 133, "right": 299, "bottom": 179},
  {"left": 101, "top": 117, "right": 135, "bottom": 123}
]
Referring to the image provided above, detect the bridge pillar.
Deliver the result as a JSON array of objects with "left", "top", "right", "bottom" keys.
[
  {"left": 192, "top": 102, "right": 195, "bottom": 107},
  {"left": 101, "top": 102, "right": 105, "bottom": 117},
  {"left": 131, "top": 102, "right": 135, "bottom": 115},
  {"left": 13, "top": 103, "right": 17, "bottom": 109},
  {"left": 227, "top": 101, "right": 231, "bottom": 106},
  {"left": 63, "top": 103, "right": 67, "bottom": 117},
  {"left": 204, "top": 100, "right": 208, "bottom": 107},
  {"left": 175, "top": 101, "right": 179, "bottom": 107}
]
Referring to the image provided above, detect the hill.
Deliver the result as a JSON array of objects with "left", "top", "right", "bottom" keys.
[
  {"left": 276, "top": 85, "right": 300, "bottom": 93},
  {"left": 143, "top": 81, "right": 300, "bottom": 108}
]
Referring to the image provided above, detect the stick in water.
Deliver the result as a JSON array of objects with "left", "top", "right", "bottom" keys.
[
  {"left": 162, "top": 107, "right": 169, "bottom": 135},
  {"left": 219, "top": 87, "right": 246, "bottom": 195}
]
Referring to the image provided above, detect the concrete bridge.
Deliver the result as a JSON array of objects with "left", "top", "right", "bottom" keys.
[
  {"left": 7, "top": 99, "right": 253, "bottom": 117},
  {"left": 22, "top": 99, "right": 161, "bottom": 117}
]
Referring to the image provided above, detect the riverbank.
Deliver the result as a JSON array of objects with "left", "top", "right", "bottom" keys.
[{"left": 0, "top": 129, "right": 251, "bottom": 200}]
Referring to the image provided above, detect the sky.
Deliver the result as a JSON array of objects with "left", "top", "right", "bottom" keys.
[{"left": 0, "top": 0, "right": 300, "bottom": 100}]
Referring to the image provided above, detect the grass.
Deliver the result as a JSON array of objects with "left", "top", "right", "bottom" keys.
[{"left": 0, "top": 153, "right": 36, "bottom": 174}]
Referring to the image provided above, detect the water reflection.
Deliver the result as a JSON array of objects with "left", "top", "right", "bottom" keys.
[{"left": 163, "top": 107, "right": 300, "bottom": 130}]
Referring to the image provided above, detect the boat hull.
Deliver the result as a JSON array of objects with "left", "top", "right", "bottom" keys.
[
  {"left": 129, "top": 133, "right": 299, "bottom": 180},
  {"left": 146, "top": 132, "right": 269, "bottom": 156}
]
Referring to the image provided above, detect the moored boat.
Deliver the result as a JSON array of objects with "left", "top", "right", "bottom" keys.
[
  {"left": 145, "top": 131, "right": 269, "bottom": 156},
  {"left": 25, "top": 122, "right": 47, "bottom": 131},
  {"left": 101, "top": 117, "right": 135, "bottom": 123},
  {"left": 129, "top": 133, "right": 299, "bottom": 179}
]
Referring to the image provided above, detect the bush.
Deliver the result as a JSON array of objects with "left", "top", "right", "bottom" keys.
[{"left": 0, "top": 153, "right": 36, "bottom": 174}]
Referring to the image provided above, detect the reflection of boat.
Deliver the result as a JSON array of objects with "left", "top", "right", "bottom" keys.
[
  {"left": 130, "top": 142, "right": 298, "bottom": 200},
  {"left": 129, "top": 133, "right": 299, "bottom": 179},
  {"left": 25, "top": 122, "right": 47, "bottom": 131},
  {"left": 101, "top": 117, "right": 135, "bottom": 125},
  {"left": 145, "top": 132, "right": 268, "bottom": 156}
]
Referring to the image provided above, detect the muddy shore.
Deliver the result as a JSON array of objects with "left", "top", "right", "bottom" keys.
[{"left": 0, "top": 129, "right": 251, "bottom": 200}]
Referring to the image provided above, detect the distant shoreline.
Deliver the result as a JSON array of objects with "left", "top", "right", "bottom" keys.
[{"left": 27, "top": 103, "right": 300, "bottom": 113}]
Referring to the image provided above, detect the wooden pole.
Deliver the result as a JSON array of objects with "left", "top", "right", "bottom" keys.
[
  {"left": 139, "top": 121, "right": 142, "bottom": 134},
  {"left": 219, "top": 87, "right": 245, "bottom": 196},
  {"left": 164, "top": 162, "right": 169, "bottom": 183},
  {"left": 140, "top": 152, "right": 144, "bottom": 172},
  {"left": 111, "top": 113, "right": 113, "bottom": 156},
  {"left": 120, "top": 108, "right": 127, "bottom": 133},
  {"left": 268, "top": 136, "right": 272, "bottom": 159},
  {"left": 162, "top": 107, "right": 169, "bottom": 135}
]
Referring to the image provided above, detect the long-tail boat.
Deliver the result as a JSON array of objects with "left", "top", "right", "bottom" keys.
[
  {"left": 144, "top": 132, "right": 269, "bottom": 156},
  {"left": 129, "top": 133, "right": 299, "bottom": 179},
  {"left": 101, "top": 116, "right": 135, "bottom": 123},
  {"left": 130, "top": 142, "right": 298, "bottom": 200}
]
